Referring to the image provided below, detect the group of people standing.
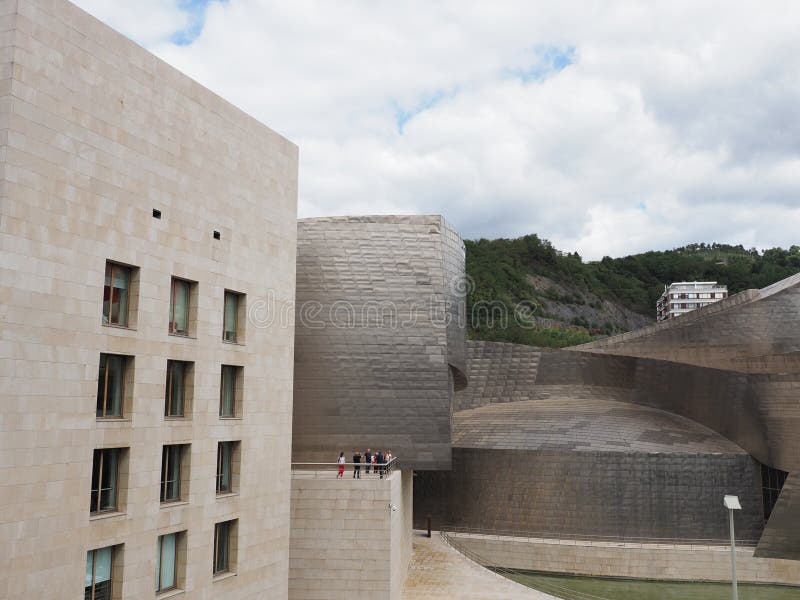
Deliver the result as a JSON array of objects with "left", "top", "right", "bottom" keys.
[{"left": 336, "top": 448, "right": 393, "bottom": 479}]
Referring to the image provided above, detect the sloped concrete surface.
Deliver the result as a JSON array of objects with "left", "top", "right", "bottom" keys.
[{"left": 402, "top": 531, "right": 557, "bottom": 599}]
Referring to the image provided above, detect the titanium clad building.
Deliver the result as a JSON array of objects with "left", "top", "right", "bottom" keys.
[
  {"left": 292, "top": 215, "right": 467, "bottom": 471},
  {"left": 417, "top": 273, "right": 800, "bottom": 561}
]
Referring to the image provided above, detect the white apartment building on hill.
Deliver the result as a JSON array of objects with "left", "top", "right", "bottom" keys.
[{"left": 656, "top": 282, "right": 728, "bottom": 321}]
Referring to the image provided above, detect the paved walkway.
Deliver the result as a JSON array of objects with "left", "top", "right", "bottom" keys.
[{"left": 403, "top": 531, "right": 558, "bottom": 599}]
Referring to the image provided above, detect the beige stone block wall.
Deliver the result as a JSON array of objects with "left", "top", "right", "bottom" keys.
[
  {"left": 289, "top": 469, "right": 413, "bottom": 600},
  {"left": 0, "top": 0, "right": 297, "bottom": 598},
  {"left": 450, "top": 533, "right": 800, "bottom": 586},
  {"left": 390, "top": 470, "right": 413, "bottom": 600}
]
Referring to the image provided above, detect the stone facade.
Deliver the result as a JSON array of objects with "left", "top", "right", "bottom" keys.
[
  {"left": 447, "top": 533, "right": 800, "bottom": 586},
  {"left": 0, "top": 0, "right": 298, "bottom": 598},
  {"left": 289, "top": 469, "right": 412, "bottom": 600},
  {"left": 292, "top": 215, "right": 466, "bottom": 471}
]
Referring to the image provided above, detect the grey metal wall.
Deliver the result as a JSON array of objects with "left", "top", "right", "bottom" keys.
[
  {"left": 415, "top": 448, "right": 764, "bottom": 542},
  {"left": 292, "top": 215, "right": 466, "bottom": 470},
  {"left": 756, "top": 473, "right": 800, "bottom": 560},
  {"left": 436, "top": 338, "right": 800, "bottom": 558},
  {"left": 459, "top": 343, "right": 800, "bottom": 475},
  {"left": 453, "top": 342, "right": 542, "bottom": 411},
  {"left": 575, "top": 273, "right": 800, "bottom": 374},
  {"left": 574, "top": 272, "right": 800, "bottom": 560}
]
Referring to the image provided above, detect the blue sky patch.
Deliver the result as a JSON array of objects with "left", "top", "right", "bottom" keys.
[
  {"left": 511, "top": 45, "right": 576, "bottom": 83},
  {"left": 170, "top": 0, "right": 226, "bottom": 46},
  {"left": 393, "top": 89, "right": 457, "bottom": 134}
]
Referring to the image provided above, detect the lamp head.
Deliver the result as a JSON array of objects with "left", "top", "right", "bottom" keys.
[{"left": 724, "top": 495, "right": 742, "bottom": 510}]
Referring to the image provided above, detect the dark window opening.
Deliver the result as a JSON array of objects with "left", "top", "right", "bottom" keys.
[
  {"left": 97, "top": 354, "right": 126, "bottom": 418},
  {"left": 223, "top": 291, "right": 244, "bottom": 343},
  {"left": 219, "top": 365, "right": 241, "bottom": 417},
  {"left": 103, "top": 262, "right": 131, "bottom": 326},
  {"left": 160, "top": 445, "right": 183, "bottom": 503},
  {"left": 90, "top": 448, "right": 120, "bottom": 514},
  {"left": 216, "top": 441, "right": 237, "bottom": 494},
  {"left": 213, "top": 520, "right": 235, "bottom": 574},
  {"left": 165, "top": 360, "right": 190, "bottom": 417},
  {"left": 761, "top": 463, "right": 788, "bottom": 521}
]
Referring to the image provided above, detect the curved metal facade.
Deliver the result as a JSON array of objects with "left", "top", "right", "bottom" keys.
[
  {"left": 292, "top": 216, "right": 800, "bottom": 559},
  {"left": 417, "top": 329, "right": 800, "bottom": 558},
  {"left": 576, "top": 274, "right": 800, "bottom": 559},
  {"left": 292, "top": 215, "right": 466, "bottom": 470}
]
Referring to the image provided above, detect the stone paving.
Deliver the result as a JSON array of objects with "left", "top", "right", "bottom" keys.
[{"left": 402, "top": 531, "right": 557, "bottom": 599}]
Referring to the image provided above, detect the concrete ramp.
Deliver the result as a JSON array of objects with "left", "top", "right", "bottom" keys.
[{"left": 403, "top": 531, "right": 557, "bottom": 599}]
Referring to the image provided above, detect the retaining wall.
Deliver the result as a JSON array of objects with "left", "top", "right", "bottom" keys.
[
  {"left": 449, "top": 532, "right": 800, "bottom": 586},
  {"left": 289, "top": 469, "right": 413, "bottom": 600}
]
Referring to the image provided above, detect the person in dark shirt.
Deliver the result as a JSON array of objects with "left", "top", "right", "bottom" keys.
[
  {"left": 352, "top": 451, "right": 362, "bottom": 479},
  {"left": 364, "top": 448, "right": 372, "bottom": 475},
  {"left": 376, "top": 450, "right": 385, "bottom": 479}
]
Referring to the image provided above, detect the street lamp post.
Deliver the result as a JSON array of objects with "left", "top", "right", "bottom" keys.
[{"left": 724, "top": 495, "right": 742, "bottom": 600}]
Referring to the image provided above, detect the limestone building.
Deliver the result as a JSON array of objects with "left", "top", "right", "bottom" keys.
[{"left": 0, "top": 0, "right": 298, "bottom": 598}]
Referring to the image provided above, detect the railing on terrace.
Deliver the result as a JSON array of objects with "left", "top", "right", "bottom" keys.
[
  {"left": 439, "top": 524, "right": 759, "bottom": 547},
  {"left": 291, "top": 457, "right": 398, "bottom": 479}
]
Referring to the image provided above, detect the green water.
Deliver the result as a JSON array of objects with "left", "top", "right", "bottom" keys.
[{"left": 506, "top": 571, "right": 800, "bottom": 599}]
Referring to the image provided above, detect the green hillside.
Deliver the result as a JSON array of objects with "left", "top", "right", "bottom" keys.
[{"left": 466, "top": 236, "right": 800, "bottom": 348}]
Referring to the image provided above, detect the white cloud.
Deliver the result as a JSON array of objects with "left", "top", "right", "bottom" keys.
[
  {"left": 72, "top": 0, "right": 191, "bottom": 46},
  {"left": 72, "top": 0, "right": 800, "bottom": 259}
]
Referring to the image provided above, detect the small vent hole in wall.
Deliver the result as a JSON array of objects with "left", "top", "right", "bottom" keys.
[
  {"left": 152, "top": 208, "right": 161, "bottom": 219},
  {"left": 213, "top": 230, "right": 221, "bottom": 240}
]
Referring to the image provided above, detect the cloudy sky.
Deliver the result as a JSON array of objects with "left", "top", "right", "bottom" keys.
[{"left": 73, "top": 0, "right": 800, "bottom": 259}]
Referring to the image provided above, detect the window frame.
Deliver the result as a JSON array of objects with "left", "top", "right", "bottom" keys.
[
  {"left": 97, "top": 354, "right": 126, "bottom": 419},
  {"left": 160, "top": 445, "right": 183, "bottom": 504},
  {"left": 213, "top": 521, "right": 234, "bottom": 575},
  {"left": 103, "top": 262, "right": 132, "bottom": 327},
  {"left": 165, "top": 360, "right": 188, "bottom": 418},
  {"left": 219, "top": 365, "right": 240, "bottom": 418},
  {"left": 156, "top": 532, "right": 179, "bottom": 594},
  {"left": 223, "top": 291, "right": 239, "bottom": 343},
  {"left": 216, "top": 442, "right": 233, "bottom": 494},
  {"left": 86, "top": 546, "right": 115, "bottom": 600},
  {"left": 168, "top": 277, "right": 191, "bottom": 336},
  {"left": 90, "top": 448, "right": 120, "bottom": 515}
]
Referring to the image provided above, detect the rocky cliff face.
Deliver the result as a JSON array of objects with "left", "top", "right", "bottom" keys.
[{"left": 527, "top": 274, "right": 653, "bottom": 335}]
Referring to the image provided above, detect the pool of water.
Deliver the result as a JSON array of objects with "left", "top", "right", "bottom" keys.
[{"left": 505, "top": 571, "right": 800, "bottom": 599}]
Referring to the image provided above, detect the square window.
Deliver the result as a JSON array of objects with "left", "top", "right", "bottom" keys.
[
  {"left": 219, "top": 365, "right": 242, "bottom": 418},
  {"left": 90, "top": 448, "right": 128, "bottom": 515},
  {"left": 86, "top": 545, "right": 122, "bottom": 600},
  {"left": 169, "top": 278, "right": 197, "bottom": 336},
  {"left": 160, "top": 444, "right": 190, "bottom": 503},
  {"left": 223, "top": 290, "right": 245, "bottom": 343},
  {"left": 213, "top": 520, "right": 238, "bottom": 576},
  {"left": 97, "top": 354, "right": 133, "bottom": 418},
  {"left": 165, "top": 361, "right": 193, "bottom": 418},
  {"left": 156, "top": 531, "right": 186, "bottom": 594},
  {"left": 216, "top": 441, "right": 240, "bottom": 494},
  {"left": 102, "top": 261, "right": 138, "bottom": 328}
]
